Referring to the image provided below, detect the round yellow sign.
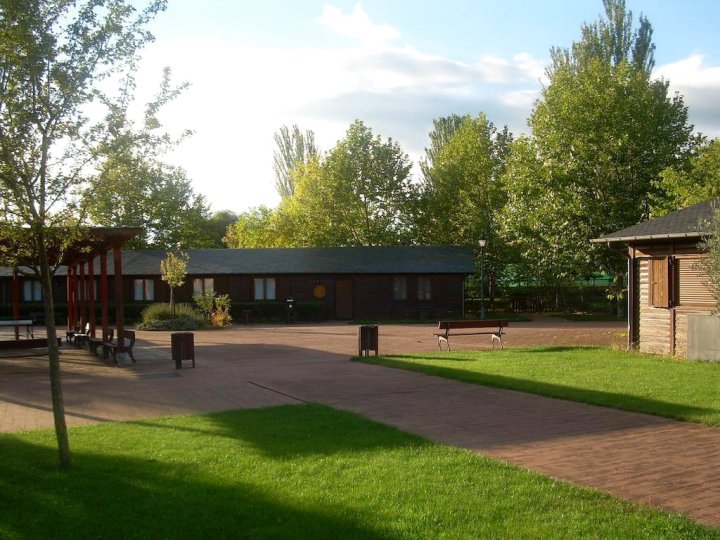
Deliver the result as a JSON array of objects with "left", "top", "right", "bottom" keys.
[{"left": 313, "top": 284, "right": 327, "bottom": 299}]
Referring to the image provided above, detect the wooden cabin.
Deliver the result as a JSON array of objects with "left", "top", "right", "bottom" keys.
[{"left": 594, "top": 199, "right": 718, "bottom": 357}]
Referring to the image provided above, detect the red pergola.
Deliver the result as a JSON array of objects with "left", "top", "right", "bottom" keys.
[{"left": 6, "top": 227, "right": 141, "bottom": 360}]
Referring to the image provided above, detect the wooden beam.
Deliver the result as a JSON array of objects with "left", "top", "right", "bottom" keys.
[
  {"left": 12, "top": 268, "right": 20, "bottom": 340},
  {"left": 100, "top": 250, "right": 109, "bottom": 335},
  {"left": 113, "top": 244, "right": 125, "bottom": 353},
  {"left": 88, "top": 255, "right": 96, "bottom": 337}
]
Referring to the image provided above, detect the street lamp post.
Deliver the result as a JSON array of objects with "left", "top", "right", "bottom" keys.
[{"left": 478, "top": 239, "right": 486, "bottom": 320}]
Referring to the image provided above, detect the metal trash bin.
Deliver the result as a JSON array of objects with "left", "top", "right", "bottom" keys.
[
  {"left": 171, "top": 332, "right": 195, "bottom": 369},
  {"left": 286, "top": 297, "right": 296, "bottom": 323},
  {"left": 358, "top": 325, "right": 379, "bottom": 356}
]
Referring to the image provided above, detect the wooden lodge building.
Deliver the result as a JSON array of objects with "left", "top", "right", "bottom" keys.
[
  {"left": 1, "top": 246, "right": 475, "bottom": 321},
  {"left": 594, "top": 198, "right": 718, "bottom": 357}
]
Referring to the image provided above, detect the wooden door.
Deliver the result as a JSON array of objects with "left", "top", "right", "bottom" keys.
[{"left": 335, "top": 279, "right": 354, "bottom": 319}]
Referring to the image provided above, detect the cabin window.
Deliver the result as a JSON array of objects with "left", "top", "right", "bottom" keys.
[
  {"left": 193, "top": 278, "right": 214, "bottom": 296},
  {"left": 392, "top": 277, "right": 407, "bottom": 301},
  {"left": 650, "top": 257, "right": 672, "bottom": 308},
  {"left": 417, "top": 277, "right": 432, "bottom": 301},
  {"left": 133, "top": 279, "right": 155, "bottom": 301},
  {"left": 254, "top": 278, "right": 276, "bottom": 300},
  {"left": 675, "top": 257, "right": 714, "bottom": 307},
  {"left": 23, "top": 281, "right": 42, "bottom": 301}
]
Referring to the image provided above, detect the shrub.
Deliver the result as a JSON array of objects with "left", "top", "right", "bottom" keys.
[{"left": 138, "top": 302, "right": 206, "bottom": 331}]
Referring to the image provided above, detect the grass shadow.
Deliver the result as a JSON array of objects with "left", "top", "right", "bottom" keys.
[
  {"left": 360, "top": 350, "right": 719, "bottom": 425},
  {"left": 0, "top": 405, "right": 413, "bottom": 539}
]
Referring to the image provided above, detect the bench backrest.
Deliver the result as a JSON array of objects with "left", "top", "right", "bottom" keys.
[{"left": 437, "top": 320, "right": 510, "bottom": 331}]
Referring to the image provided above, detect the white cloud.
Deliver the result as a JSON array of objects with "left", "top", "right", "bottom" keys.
[
  {"left": 317, "top": 4, "right": 400, "bottom": 46},
  {"left": 132, "top": 9, "right": 548, "bottom": 213},
  {"left": 655, "top": 54, "right": 720, "bottom": 139}
]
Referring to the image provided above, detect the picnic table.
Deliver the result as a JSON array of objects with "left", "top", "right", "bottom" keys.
[{"left": 0, "top": 319, "right": 34, "bottom": 339}]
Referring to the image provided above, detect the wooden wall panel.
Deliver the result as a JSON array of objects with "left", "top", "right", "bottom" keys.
[{"left": 638, "top": 258, "right": 672, "bottom": 355}]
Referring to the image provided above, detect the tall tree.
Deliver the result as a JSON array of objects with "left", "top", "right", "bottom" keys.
[
  {"left": 273, "top": 124, "right": 318, "bottom": 199},
  {"left": 283, "top": 120, "right": 415, "bottom": 246},
  {"left": 0, "top": 0, "right": 165, "bottom": 469},
  {"left": 419, "top": 114, "right": 468, "bottom": 184},
  {"left": 654, "top": 138, "right": 720, "bottom": 215},
  {"left": 87, "top": 69, "right": 211, "bottom": 249},
  {"left": 501, "top": 0, "right": 696, "bottom": 286},
  {"left": 205, "top": 210, "right": 238, "bottom": 248},
  {"left": 416, "top": 114, "right": 512, "bottom": 289}
]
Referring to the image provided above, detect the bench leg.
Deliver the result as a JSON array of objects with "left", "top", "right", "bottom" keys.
[
  {"left": 438, "top": 335, "right": 450, "bottom": 351},
  {"left": 491, "top": 333, "right": 503, "bottom": 349}
]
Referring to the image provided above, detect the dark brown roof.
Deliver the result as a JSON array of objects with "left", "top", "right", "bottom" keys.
[
  {"left": 1, "top": 245, "right": 476, "bottom": 277},
  {"left": 592, "top": 198, "right": 720, "bottom": 244}
]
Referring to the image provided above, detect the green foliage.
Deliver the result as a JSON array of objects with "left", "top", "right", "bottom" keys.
[
  {"left": 273, "top": 124, "right": 318, "bottom": 199},
  {"left": 223, "top": 205, "right": 284, "bottom": 248},
  {"left": 500, "top": 3, "right": 695, "bottom": 286},
  {"left": 278, "top": 120, "right": 416, "bottom": 246},
  {"left": 702, "top": 209, "right": 720, "bottom": 311},
  {"left": 136, "top": 302, "right": 205, "bottom": 330},
  {"left": 87, "top": 68, "right": 212, "bottom": 250},
  {"left": 160, "top": 251, "right": 189, "bottom": 314},
  {"left": 0, "top": 0, "right": 167, "bottom": 470},
  {"left": 193, "top": 291, "right": 233, "bottom": 327},
  {"left": 362, "top": 346, "right": 720, "bottom": 427},
  {"left": 205, "top": 210, "right": 238, "bottom": 248},
  {"left": 417, "top": 114, "right": 512, "bottom": 286},
  {"left": 210, "top": 294, "right": 233, "bottom": 327},
  {"left": 1, "top": 405, "right": 714, "bottom": 538},
  {"left": 192, "top": 291, "right": 215, "bottom": 320},
  {"left": 654, "top": 139, "right": 720, "bottom": 215},
  {"left": 419, "top": 113, "right": 468, "bottom": 183}
]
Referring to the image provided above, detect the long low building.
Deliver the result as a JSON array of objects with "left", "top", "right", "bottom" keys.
[{"left": 1, "top": 246, "right": 476, "bottom": 320}]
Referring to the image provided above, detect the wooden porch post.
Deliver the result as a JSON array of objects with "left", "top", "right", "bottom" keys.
[
  {"left": 627, "top": 246, "right": 636, "bottom": 351},
  {"left": 71, "top": 264, "right": 79, "bottom": 330},
  {"left": 79, "top": 261, "right": 86, "bottom": 326},
  {"left": 113, "top": 244, "right": 125, "bottom": 356},
  {"left": 66, "top": 266, "right": 73, "bottom": 331},
  {"left": 12, "top": 268, "right": 20, "bottom": 339},
  {"left": 100, "top": 250, "right": 109, "bottom": 335},
  {"left": 88, "top": 255, "right": 96, "bottom": 337}
]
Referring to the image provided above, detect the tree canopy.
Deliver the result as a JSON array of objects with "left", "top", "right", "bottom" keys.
[
  {"left": 273, "top": 124, "right": 318, "bottom": 199},
  {"left": 0, "top": 0, "right": 166, "bottom": 469},
  {"left": 654, "top": 139, "right": 720, "bottom": 215},
  {"left": 87, "top": 68, "right": 212, "bottom": 249},
  {"left": 501, "top": 0, "right": 696, "bottom": 285}
]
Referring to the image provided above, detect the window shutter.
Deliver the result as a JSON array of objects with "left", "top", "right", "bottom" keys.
[{"left": 650, "top": 257, "right": 671, "bottom": 308}]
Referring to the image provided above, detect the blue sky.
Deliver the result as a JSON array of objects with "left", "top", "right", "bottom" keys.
[{"left": 133, "top": 1, "right": 720, "bottom": 213}]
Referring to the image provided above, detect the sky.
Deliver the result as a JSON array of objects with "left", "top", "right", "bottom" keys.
[{"left": 130, "top": 0, "right": 720, "bottom": 214}]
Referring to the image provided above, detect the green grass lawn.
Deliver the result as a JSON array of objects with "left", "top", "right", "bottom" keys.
[
  {"left": 358, "top": 347, "right": 720, "bottom": 427},
  {"left": 1, "top": 404, "right": 715, "bottom": 539}
]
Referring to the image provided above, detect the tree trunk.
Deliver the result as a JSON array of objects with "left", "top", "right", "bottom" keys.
[
  {"left": 37, "top": 233, "right": 72, "bottom": 470},
  {"left": 170, "top": 286, "right": 175, "bottom": 316}
]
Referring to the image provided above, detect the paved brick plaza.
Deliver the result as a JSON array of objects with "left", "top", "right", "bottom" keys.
[{"left": 2, "top": 319, "right": 719, "bottom": 527}]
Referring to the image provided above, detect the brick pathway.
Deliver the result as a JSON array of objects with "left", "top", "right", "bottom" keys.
[{"left": 1, "top": 320, "right": 719, "bottom": 527}]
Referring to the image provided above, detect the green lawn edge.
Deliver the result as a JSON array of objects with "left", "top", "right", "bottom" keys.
[
  {"left": 357, "top": 346, "right": 720, "bottom": 427},
  {"left": 0, "top": 404, "right": 715, "bottom": 539}
]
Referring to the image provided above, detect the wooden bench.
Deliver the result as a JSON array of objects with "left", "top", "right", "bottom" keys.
[
  {"left": 88, "top": 328, "right": 113, "bottom": 355},
  {"left": 72, "top": 323, "right": 91, "bottom": 347},
  {"left": 103, "top": 330, "right": 136, "bottom": 364},
  {"left": 0, "top": 338, "right": 61, "bottom": 350},
  {"left": 434, "top": 320, "right": 509, "bottom": 351}
]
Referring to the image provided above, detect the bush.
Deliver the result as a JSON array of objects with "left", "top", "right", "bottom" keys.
[{"left": 137, "top": 302, "right": 206, "bottom": 331}]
